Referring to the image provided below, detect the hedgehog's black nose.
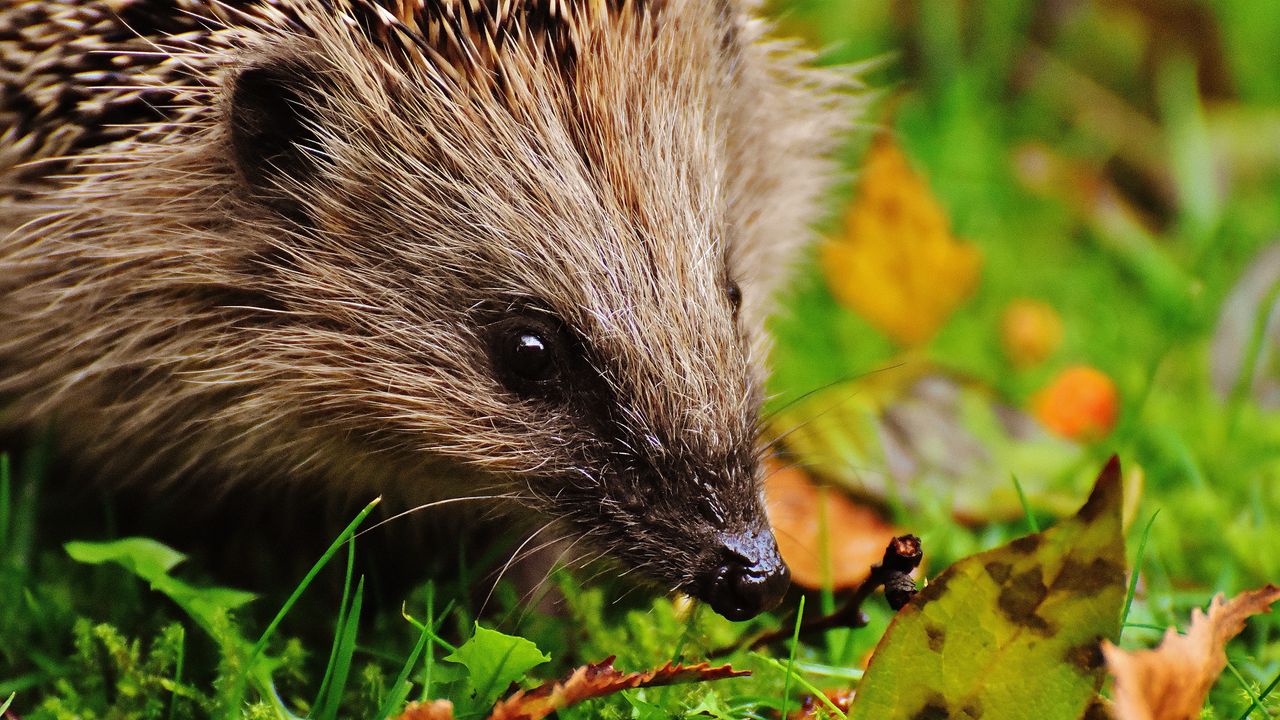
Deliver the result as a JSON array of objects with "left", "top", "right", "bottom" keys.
[{"left": 702, "top": 530, "right": 790, "bottom": 621}]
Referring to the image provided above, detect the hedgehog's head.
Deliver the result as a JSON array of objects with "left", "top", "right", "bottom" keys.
[{"left": 219, "top": 0, "right": 844, "bottom": 619}]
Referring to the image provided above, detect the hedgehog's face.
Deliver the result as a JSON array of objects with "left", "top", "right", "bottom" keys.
[
  {"left": 473, "top": 291, "right": 789, "bottom": 621},
  {"left": 217, "top": 0, "right": 844, "bottom": 620}
]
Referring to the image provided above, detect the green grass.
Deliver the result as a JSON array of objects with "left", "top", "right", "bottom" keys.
[{"left": 4, "top": 0, "right": 1280, "bottom": 717}]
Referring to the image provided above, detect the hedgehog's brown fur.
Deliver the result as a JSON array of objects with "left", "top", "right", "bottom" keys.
[{"left": 0, "top": 0, "right": 852, "bottom": 607}]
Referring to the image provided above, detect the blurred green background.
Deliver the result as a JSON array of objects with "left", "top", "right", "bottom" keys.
[{"left": 763, "top": 0, "right": 1280, "bottom": 712}]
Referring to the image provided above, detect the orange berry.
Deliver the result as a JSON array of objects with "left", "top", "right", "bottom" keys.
[
  {"left": 1032, "top": 366, "right": 1119, "bottom": 441},
  {"left": 1001, "top": 299, "right": 1064, "bottom": 369}
]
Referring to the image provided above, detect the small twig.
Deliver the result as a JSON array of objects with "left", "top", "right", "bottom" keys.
[{"left": 711, "top": 535, "right": 923, "bottom": 656}]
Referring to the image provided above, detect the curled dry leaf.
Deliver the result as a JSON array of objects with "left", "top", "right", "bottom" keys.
[
  {"left": 394, "top": 659, "right": 747, "bottom": 720},
  {"left": 765, "top": 462, "right": 903, "bottom": 589},
  {"left": 394, "top": 699, "right": 455, "bottom": 720},
  {"left": 487, "top": 657, "right": 748, "bottom": 720},
  {"left": 1102, "top": 584, "right": 1280, "bottom": 720}
]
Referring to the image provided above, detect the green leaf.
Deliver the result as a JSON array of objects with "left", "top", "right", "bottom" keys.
[
  {"left": 424, "top": 660, "right": 468, "bottom": 686},
  {"left": 65, "top": 538, "right": 186, "bottom": 580},
  {"left": 65, "top": 538, "right": 256, "bottom": 636},
  {"left": 684, "top": 692, "right": 735, "bottom": 720},
  {"left": 445, "top": 624, "right": 549, "bottom": 706},
  {"left": 848, "top": 457, "right": 1128, "bottom": 720},
  {"left": 622, "top": 692, "right": 668, "bottom": 720}
]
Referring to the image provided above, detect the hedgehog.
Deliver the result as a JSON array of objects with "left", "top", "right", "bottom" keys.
[{"left": 0, "top": 0, "right": 852, "bottom": 620}]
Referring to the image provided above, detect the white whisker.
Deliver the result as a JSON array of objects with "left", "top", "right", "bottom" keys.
[{"left": 354, "top": 494, "right": 518, "bottom": 538}]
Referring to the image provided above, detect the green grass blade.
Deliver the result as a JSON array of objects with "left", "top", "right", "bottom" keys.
[
  {"left": 373, "top": 608, "right": 434, "bottom": 720},
  {"left": 1224, "top": 659, "right": 1266, "bottom": 717},
  {"left": 216, "top": 498, "right": 378, "bottom": 718},
  {"left": 669, "top": 600, "right": 702, "bottom": 663},
  {"left": 169, "top": 625, "right": 185, "bottom": 720},
  {"left": 0, "top": 671, "right": 60, "bottom": 696},
  {"left": 422, "top": 586, "right": 436, "bottom": 703},
  {"left": 1120, "top": 510, "right": 1161, "bottom": 638},
  {"left": 0, "top": 692, "right": 14, "bottom": 714},
  {"left": 780, "top": 595, "right": 806, "bottom": 719},
  {"left": 248, "top": 497, "right": 379, "bottom": 664},
  {"left": 13, "top": 432, "right": 52, "bottom": 566},
  {"left": 400, "top": 588, "right": 465, "bottom": 705},
  {"left": 817, "top": 487, "right": 842, "bottom": 661},
  {"left": 402, "top": 603, "right": 458, "bottom": 657},
  {"left": 453, "top": 542, "right": 473, "bottom": 640},
  {"left": 1, "top": 453, "right": 11, "bottom": 550},
  {"left": 755, "top": 651, "right": 844, "bottom": 718},
  {"left": 317, "top": 576, "right": 365, "bottom": 720},
  {"left": 792, "top": 660, "right": 864, "bottom": 682},
  {"left": 1237, "top": 668, "right": 1280, "bottom": 720},
  {"left": 1011, "top": 473, "right": 1039, "bottom": 533},
  {"left": 312, "top": 539, "right": 358, "bottom": 712}
]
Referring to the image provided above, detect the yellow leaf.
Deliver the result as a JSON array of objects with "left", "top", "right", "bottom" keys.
[
  {"left": 847, "top": 457, "right": 1127, "bottom": 720},
  {"left": 1102, "top": 584, "right": 1280, "bottom": 720},
  {"left": 822, "top": 138, "right": 982, "bottom": 346}
]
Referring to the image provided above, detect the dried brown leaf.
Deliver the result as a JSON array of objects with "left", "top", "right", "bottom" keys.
[
  {"left": 1103, "top": 584, "right": 1280, "bottom": 720},
  {"left": 393, "top": 699, "right": 455, "bottom": 720},
  {"left": 765, "top": 462, "right": 902, "bottom": 589},
  {"left": 487, "top": 657, "right": 749, "bottom": 720}
]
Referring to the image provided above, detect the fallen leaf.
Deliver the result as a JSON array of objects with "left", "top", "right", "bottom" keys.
[
  {"left": 770, "top": 364, "right": 1085, "bottom": 522},
  {"left": 394, "top": 659, "right": 746, "bottom": 720},
  {"left": 1102, "top": 584, "right": 1280, "bottom": 720},
  {"left": 847, "top": 457, "right": 1128, "bottom": 720},
  {"left": 487, "top": 657, "right": 748, "bottom": 720},
  {"left": 394, "top": 700, "right": 455, "bottom": 720},
  {"left": 1032, "top": 366, "right": 1120, "bottom": 441},
  {"left": 765, "top": 463, "right": 902, "bottom": 589},
  {"left": 821, "top": 137, "right": 982, "bottom": 346}
]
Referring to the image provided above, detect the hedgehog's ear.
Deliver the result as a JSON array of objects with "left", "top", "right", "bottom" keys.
[{"left": 228, "top": 62, "right": 323, "bottom": 210}]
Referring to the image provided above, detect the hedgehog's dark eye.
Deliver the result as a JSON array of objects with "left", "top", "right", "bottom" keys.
[
  {"left": 511, "top": 332, "right": 552, "bottom": 378},
  {"left": 727, "top": 281, "right": 742, "bottom": 316},
  {"left": 491, "top": 324, "right": 562, "bottom": 397}
]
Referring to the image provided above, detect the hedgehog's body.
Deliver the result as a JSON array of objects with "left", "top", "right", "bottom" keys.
[{"left": 0, "top": 0, "right": 848, "bottom": 618}]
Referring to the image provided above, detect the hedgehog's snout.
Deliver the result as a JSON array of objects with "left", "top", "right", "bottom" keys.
[{"left": 697, "top": 527, "right": 790, "bottom": 621}]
